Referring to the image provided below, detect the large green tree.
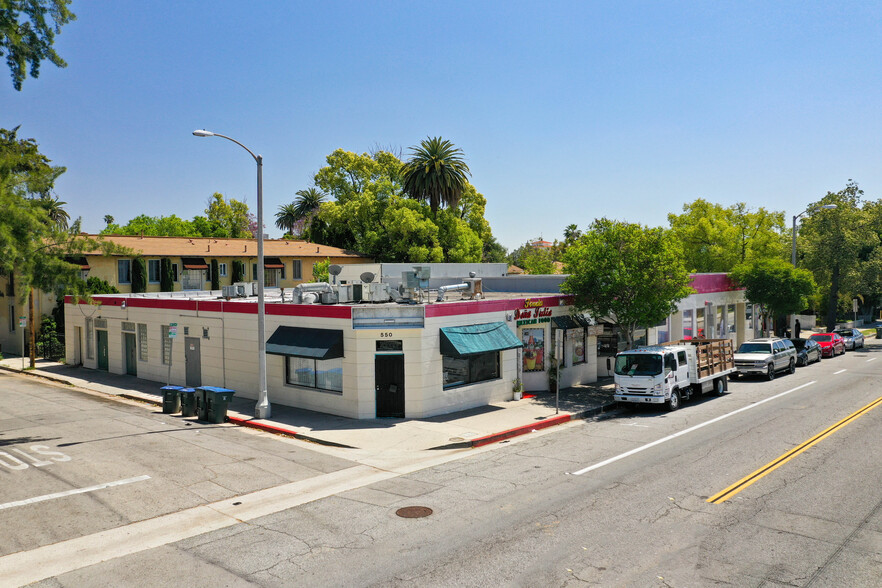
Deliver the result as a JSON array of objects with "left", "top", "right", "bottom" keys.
[
  {"left": 798, "top": 181, "right": 879, "bottom": 332},
  {"left": 205, "top": 192, "right": 251, "bottom": 238},
  {"left": 1, "top": 0, "right": 75, "bottom": 90},
  {"left": 307, "top": 148, "right": 496, "bottom": 263},
  {"left": 730, "top": 259, "right": 816, "bottom": 337},
  {"left": 401, "top": 137, "right": 471, "bottom": 213},
  {"left": 1, "top": 130, "right": 128, "bottom": 365},
  {"left": 668, "top": 199, "right": 786, "bottom": 273},
  {"left": 561, "top": 218, "right": 694, "bottom": 348}
]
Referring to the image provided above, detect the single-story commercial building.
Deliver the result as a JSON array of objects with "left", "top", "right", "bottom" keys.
[{"left": 63, "top": 271, "right": 599, "bottom": 419}]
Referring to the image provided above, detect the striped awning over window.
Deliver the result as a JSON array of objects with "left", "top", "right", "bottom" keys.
[
  {"left": 264, "top": 257, "right": 285, "bottom": 269},
  {"left": 181, "top": 257, "right": 209, "bottom": 269}
]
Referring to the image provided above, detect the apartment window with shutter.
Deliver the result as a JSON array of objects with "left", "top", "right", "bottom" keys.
[
  {"left": 118, "top": 260, "right": 132, "bottom": 284},
  {"left": 292, "top": 260, "right": 302, "bottom": 279}
]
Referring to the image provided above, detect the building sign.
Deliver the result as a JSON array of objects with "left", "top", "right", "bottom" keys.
[
  {"left": 19, "top": 316, "right": 26, "bottom": 328},
  {"left": 515, "top": 307, "right": 552, "bottom": 327},
  {"left": 168, "top": 323, "right": 177, "bottom": 338},
  {"left": 522, "top": 328, "right": 545, "bottom": 372}
]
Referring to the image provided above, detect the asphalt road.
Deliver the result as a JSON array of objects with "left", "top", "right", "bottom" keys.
[{"left": 3, "top": 344, "right": 881, "bottom": 587}]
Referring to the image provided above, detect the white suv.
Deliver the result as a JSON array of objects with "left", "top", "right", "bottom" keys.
[{"left": 733, "top": 338, "right": 797, "bottom": 380}]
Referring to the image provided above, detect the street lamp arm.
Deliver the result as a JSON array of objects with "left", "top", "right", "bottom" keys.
[{"left": 192, "top": 130, "right": 261, "bottom": 164}]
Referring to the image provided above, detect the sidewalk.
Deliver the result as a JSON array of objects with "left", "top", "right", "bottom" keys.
[{"left": 0, "top": 357, "right": 617, "bottom": 460}]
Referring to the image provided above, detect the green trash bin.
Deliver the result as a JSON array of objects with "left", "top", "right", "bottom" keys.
[
  {"left": 179, "top": 387, "right": 198, "bottom": 417},
  {"left": 160, "top": 385, "right": 182, "bottom": 414},
  {"left": 196, "top": 386, "right": 236, "bottom": 424}
]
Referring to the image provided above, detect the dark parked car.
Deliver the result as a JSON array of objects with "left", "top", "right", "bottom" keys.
[
  {"left": 790, "top": 338, "right": 822, "bottom": 366},
  {"left": 834, "top": 328, "right": 865, "bottom": 350},
  {"left": 809, "top": 332, "right": 846, "bottom": 357}
]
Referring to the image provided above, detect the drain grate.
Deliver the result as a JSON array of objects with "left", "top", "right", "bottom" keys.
[{"left": 396, "top": 506, "right": 433, "bottom": 518}]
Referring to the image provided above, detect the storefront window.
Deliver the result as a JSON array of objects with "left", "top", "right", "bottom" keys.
[
  {"left": 682, "top": 309, "right": 693, "bottom": 339},
  {"left": 656, "top": 318, "right": 670, "bottom": 344},
  {"left": 521, "top": 327, "right": 545, "bottom": 372},
  {"left": 570, "top": 328, "right": 586, "bottom": 364},
  {"left": 286, "top": 356, "right": 343, "bottom": 392},
  {"left": 727, "top": 304, "right": 737, "bottom": 334},
  {"left": 696, "top": 308, "right": 705, "bottom": 338},
  {"left": 442, "top": 352, "right": 499, "bottom": 389}
]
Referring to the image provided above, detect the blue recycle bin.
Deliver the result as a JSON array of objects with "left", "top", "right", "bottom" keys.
[
  {"left": 196, "top": 386, "right": 236, "bottom": 424},
  {"left": 160, "top": 385, "right": 182, "bottom": 414},
  {"left": 179, "top": 387, "right": 198, "bottom": 417}
]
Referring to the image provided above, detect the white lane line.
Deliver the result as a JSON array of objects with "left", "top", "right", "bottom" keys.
[
  {"left": 867, "top": 358, "right": 877, "bottom": 363},
  {"left": 0, "top": 476, "right": 151, "bottom": 511},
  {"left": 834, "top": 369, "right": 847, "bottom": 375},
  {"left": 0, "top": 464, "right": 395, "bottom": 587},
  {"left": 570, "top": 381, "right": 816, "bottom": 476}
]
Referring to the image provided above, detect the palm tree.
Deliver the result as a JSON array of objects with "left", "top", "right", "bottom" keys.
[
  {"left": 104, "top": 214, "right": 114, "bottom": 227},
  {"left": 37, "top": 195, "right": 70, "bottom": 229},
  {"left": 401, "top": 137, "right": 471, "bottom": 213},
  {"left": 274, "top": 202, "right": 299, "bottom": 234},
  {"left": 293, "top": 187, "right": 326, "bottom": 219}
]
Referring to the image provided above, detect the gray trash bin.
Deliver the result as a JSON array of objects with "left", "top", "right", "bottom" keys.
[
  {"left": 160, "top": 385, "right": 182, "bottom": 414},
  {"left": 876, "top": 327, "right": 882, "bottom": 339},
  {"left": 196, "top": 386, "right": 236, "bottom": 424},
  {"left": 180, "top": 387, "right": 198, "bottom": 417}
]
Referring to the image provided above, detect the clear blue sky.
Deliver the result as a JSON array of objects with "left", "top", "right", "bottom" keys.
[{"left": 4, "top": 1, "right": 881, "bottom": 251}]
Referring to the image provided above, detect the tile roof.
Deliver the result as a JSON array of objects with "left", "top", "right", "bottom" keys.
[{"left": 78, "top": 234, "right": 370, "bottom": 260}]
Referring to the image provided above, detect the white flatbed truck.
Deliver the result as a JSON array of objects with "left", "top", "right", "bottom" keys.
[{"left": 613, "top": 338, "right": 736, "bottom": 411}]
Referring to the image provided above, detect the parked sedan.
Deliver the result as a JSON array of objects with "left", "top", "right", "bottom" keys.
[
  {"left": 809, "top": 332, "right": 846, "bottom": 357},
  {"left": 790, "top": 338, "right": 822, "bottom": 366},
  {"left": 834, "top": 328, "right": 865, "bottom": 350}
]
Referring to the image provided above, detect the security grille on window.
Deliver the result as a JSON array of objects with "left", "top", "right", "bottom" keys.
[
  {"left": 122, "top": 322, "right": 135, "bottom": 332},
  {"left": 161, "top": 325, "right": 171, "bottom": 365},
  {"left": 94, "top": 318, "right": 107, "bottom": 329},
  {"left": 86, "top": 318, "right": 94, "bottom": 359},
  {"left": 138, "top": 323, "right": 148, "bottom": 361}
]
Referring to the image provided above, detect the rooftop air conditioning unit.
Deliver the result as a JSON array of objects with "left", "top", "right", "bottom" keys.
[
  {"left": 234, "top": 281, "right": 253, "bottom": 296},
  {"left": 222, "top": 285, "right": 238, "bottom": 299}
]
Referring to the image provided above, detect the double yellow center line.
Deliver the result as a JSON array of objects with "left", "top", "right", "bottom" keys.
[{"left": 708, "top": 395, "right": 882, "bottom": 504}]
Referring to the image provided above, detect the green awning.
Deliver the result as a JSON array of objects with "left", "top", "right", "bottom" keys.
[
  {"left": 440, "top": 322, "right": 522, "bottom": 358},
  {"left": 266, "top": 326, "right": 344, "bottom": 359},
  {"left": 552, "top": 314, "right": 590, "bottom": 330}
]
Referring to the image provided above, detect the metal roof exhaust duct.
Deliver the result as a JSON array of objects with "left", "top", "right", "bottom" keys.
[
  {"left": 437, "top": 272, "right": 483, "bottom": 302},
  {"left": 291, "top": 282, "right": 333, "bottom": 304}
]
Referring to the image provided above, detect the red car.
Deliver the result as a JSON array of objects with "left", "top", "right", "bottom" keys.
[{"left": 809, "top": 332, "right": 846, "bottom": 357}]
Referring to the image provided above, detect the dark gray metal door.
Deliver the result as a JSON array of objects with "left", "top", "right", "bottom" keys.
[
  {"left": 375, "top": 354, "right": 404, "bottom": 418},
  {"left": 96, "top": 330, "right": 108, "bottom": 371},
  {"left": 185, "top": 337, "right": 201, "bottom": 387},
  {"left": 124, "top": 333, "right": 137, "bottom": 376}
]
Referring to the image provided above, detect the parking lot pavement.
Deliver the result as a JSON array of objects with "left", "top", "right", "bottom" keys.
[{"left": 0, "top": 371, "right": 359, "bottom": 558}]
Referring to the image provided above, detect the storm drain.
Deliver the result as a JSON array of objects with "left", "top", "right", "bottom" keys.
[{"left": 396, "top": 506, "right": 433, "bottom": 518}]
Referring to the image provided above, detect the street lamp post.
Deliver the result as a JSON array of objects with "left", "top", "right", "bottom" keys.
[
  {"left": 193, "top": 130, "right": 270, "bottom": 419},
  {"left": 791, "top": 204, "right": 837, "bottom": 335}
]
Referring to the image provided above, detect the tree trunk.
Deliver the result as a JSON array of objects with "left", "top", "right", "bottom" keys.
[
  {"left": 826, "top": 264, "right": 840, "bottom": 333},
  {"left": 28, "top": 288, "right": 36, "bottom": 368}
]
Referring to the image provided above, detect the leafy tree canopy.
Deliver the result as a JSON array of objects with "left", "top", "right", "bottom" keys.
[
  {"left": 561, "top": 218, "right": 694, "bottom": 348},
  {"left": 730, "top": 259, "right": 816, "bottom": 335},
  {"left": 667, "top": 199, "right": 786, "bottom": 273},
  {"left": 0, "top": 0, "right": 75, "bottom": 90},
  {"left": 306, "top": 148, "right": 497, "bottom": 263},
  {"left": 798, "top": 181, "right": 879, "bottom": 331}
]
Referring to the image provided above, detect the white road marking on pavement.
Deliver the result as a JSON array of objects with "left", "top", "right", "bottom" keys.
[
  {"left": 834, "top": 369, "right": 847, "bottom": 374},
  {"left": 0, "top": 464, "right": 396, "bottom": 586},
  {"left": 0, "top": 476, "right": 151, "bottom": 511},
  {"left": 867, "top": 358, "right": 876, "bottom": 363},
  {"left": 570, "top": 381, "right": 816, "bottom": 476},
  {"left": 618, "top": 423, "right": 650, "bottom": 428}
]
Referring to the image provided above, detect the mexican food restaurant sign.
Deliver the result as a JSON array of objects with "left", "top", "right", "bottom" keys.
[{"left": 516, "top": 299, "right": 552, "bottom": 327}]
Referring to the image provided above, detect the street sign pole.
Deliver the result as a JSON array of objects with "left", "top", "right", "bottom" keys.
[{"left": 167, "top": 323, "right": 177, "bottom": 385}]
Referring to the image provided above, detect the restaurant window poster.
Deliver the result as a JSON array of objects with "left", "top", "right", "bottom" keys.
[{"left": 522, "top": 328, "right": 545, "bottom": 372}]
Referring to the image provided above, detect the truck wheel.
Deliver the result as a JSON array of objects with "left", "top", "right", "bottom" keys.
[
  {"left": 766, "top": 363, "right": 775, "bottom": 381},
  {"left": 788, "top": 358, "right": 796, "bottom": 374},
  {"left": 666, "top": 390, "right": 681, "bottom": 411},
  {"left": 714, "top": 377, "right": 725, "bottom": 396}
]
